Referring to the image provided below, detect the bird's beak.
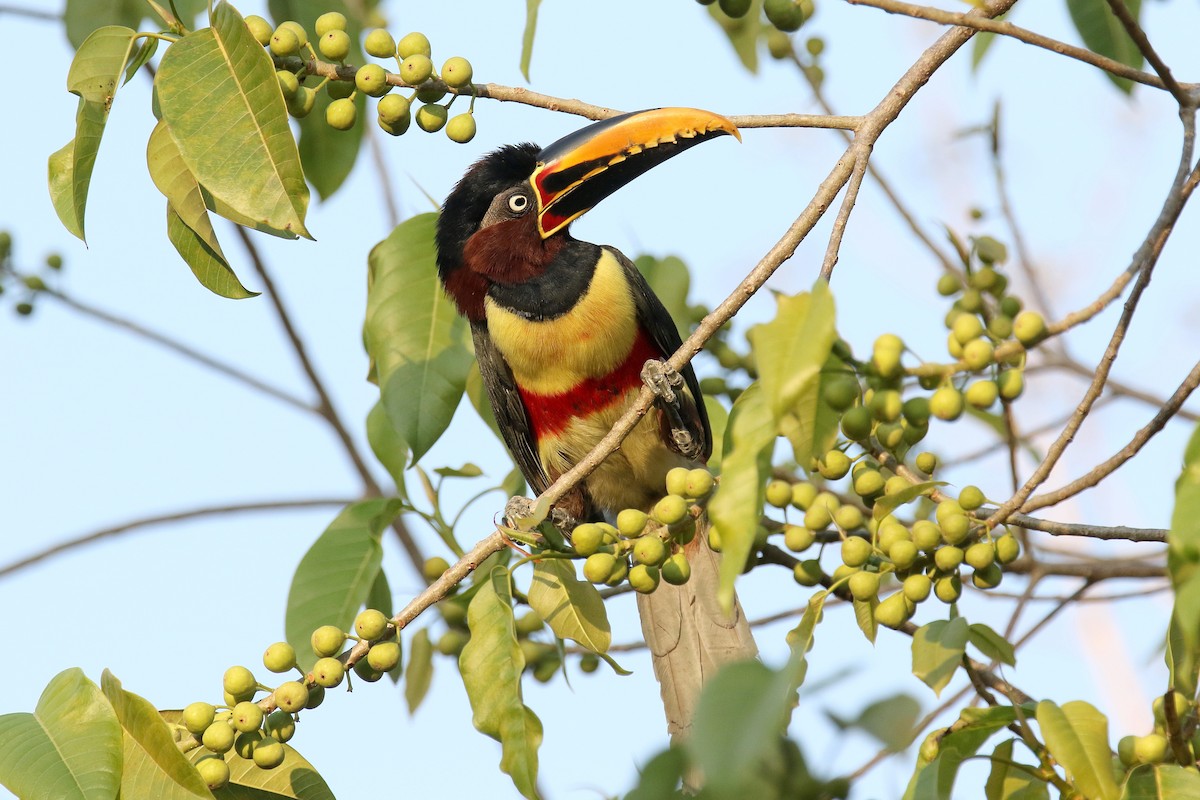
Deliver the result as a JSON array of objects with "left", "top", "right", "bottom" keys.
[{"left": 530, "top": 107, "right": 741, "bottom": 239}]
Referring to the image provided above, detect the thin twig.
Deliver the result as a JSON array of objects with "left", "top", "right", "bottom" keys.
[
  {"left": 0, "top": 499, "right": 357, "bottom": 579},
  {"left": 986, "top": 122, "right": 1200, "bottom": 529},
  {"left": 1046, "top": 353, "right": 1200, "bottom": 423},
  {"left": 34, "top": 284, "right": 312, "bottom": 415},
  {"left": 233, "top": 228, "right": 426, "bottom": 573},
  {"left": 1001, "top": 512, "right": 1167, "bottom": 543},
  {"left": 820, "top": 151, "right": 870, "bottom": 280},
  {"left": 845, "top": 0, "right": 1186, "bottom": 94},
  {"left": 1020, "top": 358, "right": 1200, "bottom": 514},
  {"left": 1102, "top": 0, "right": 1191, "bottom": 106}
]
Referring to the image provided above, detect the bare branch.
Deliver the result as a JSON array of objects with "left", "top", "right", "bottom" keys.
[
  {"left": 0, "top": 499, "right": 357, "bottom": 579},
  {"left": 820, "top": 150, "right": 870, "bottom": 280},
  {"left": 845, "top": 0, "right": 1186, "bottom": 94},
  {"left": 233, "top": 229, "right": 426, "bottom": 574},
  {"left": 1103, "top": 0, "right": 1191, "bottom": 106}
]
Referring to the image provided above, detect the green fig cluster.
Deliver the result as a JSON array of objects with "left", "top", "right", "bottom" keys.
[
  {"left": 181, "top": 607, "right": 407, "bottom": 787},
  {"left": 1116, "top": 692, "right": 1200, "bottom": 771},
  {"left": 247, "top": 14, "right": 477, "bottom": 141},
  {"left": 703, "top": 0, "right": 815, "bottom": 34},
  {"left": 575, "top": 467, "right": 717, "bottom": 596}
]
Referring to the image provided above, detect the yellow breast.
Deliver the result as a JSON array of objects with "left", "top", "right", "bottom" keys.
[{"left": 484, "top": 249, "right": 638, "bottom": 396}]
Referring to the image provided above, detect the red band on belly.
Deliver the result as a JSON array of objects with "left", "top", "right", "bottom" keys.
[{"left": 518, "top": 330, "right": 662, "bottom": 439}]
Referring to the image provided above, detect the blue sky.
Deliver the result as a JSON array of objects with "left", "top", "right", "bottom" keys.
[{"left": 2, "top": 0, "right": 1199, "bottom": 797}]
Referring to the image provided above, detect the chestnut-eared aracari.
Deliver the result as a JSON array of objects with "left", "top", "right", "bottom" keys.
[{"left": 434, "top": 108, "right": 757, "bottom": 742}]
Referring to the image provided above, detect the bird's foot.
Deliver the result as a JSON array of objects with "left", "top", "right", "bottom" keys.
[
  {"left": 641, "top": 359, "right": 684, "bottom": 404},
  {"left": 503, "top": 496, "right": 539, "bottom": 529}
]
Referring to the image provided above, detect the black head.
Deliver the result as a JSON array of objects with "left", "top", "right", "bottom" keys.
[{"left": 435, "top": 143, "right": 540, "bottom": 281}]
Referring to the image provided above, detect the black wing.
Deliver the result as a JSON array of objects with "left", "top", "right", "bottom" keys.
[
  {"left": 608, "top": 247, "right": 712, "bottom": 462},
  {"left": 470, "top": 320, "right": 551, "bottom": 495}
]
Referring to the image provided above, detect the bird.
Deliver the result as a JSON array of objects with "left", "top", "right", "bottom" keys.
[{"left": 433, "top": 107, "right": 758, "bottom": 744}]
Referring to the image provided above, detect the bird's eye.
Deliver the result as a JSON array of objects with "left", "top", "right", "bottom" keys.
[{"left": 507, "top": 194, "right": 530, "bottom": 214}]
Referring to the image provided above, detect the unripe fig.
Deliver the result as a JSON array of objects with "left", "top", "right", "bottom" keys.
[
  {"left": 804, "top": 502, "right": 832, "bottom": 532},
  {"left": 262, "top": 642, "right": 297, "bottom": 674},
  {"left": 319, "top": 29, "right": 351, "bottom": 61},
  {"left": 661, "top": 552, "right": 692, "bottom": 585},
  {"left": 685, "top": 468, "right": 715, "bottom": 498},
  {"left": 840, "top": 406, "right": 873, "bottom": 441},
  {"left": 367, "top": 641, "right": 402, "bottom": 672},
  {"left": 312, "top": 656, "right": 344, "bottom": 688},
  {"left": 253, "top": 735, "right": 286, "bottom": 769},
  {"left": 1117, "top": 735, "right": 1137, "bottom": 767},
  {"left": 765, "top": 479, "right": 793, "bottom": 509},
  {"left": 355, "top": 608, "right": 390, "bottom": 642},
  {"left": 422, "top": 556, "right": 450, "bottom": 583},
  {"left": 270, "top": 26, "right": 301, "bottom": 57},
  {"left": 274, "top": 681, "right": 308, "bottom": 713},
  {"left": 279, "top": 21, "right": 307, "bottom": 47},
  {"left": 965, "top": 380, "right": 999, "bottom": 409},
  {"left": 572, "top": 523, "right": 604, "bottom": 557},
  {"left": 286, "top": 86, "right": 316, "bottom": 117},
  {"left": 764, "top": 0, "right": 809, "bottom": 31},
  {"left": 223, "top": 666, "right": 256, "bottom": 698},
  {"left": 874, "top": 592, "right": 911, "bottom": 629},
  {"left": 833, "top": 505, "right": 864, "bottom": 532},
  {"left": 903, "top": 573, "right": 932, "bottom": 603},
  {"left": 911, "top": 520, "right": 942, "bottom": 551},
  {"left": 617, "top": 508, "right": 649, "bottom": 537},
  {"left": 244, "top": 15, "right": 273, "bottom": 46},
  {"left": 231, "top": 701, "right": 263, "bottom": 733},
  {"left": 852, "top": 469, "right": 885, "bottom": 498},
  {"left": 583, "top": 552, "right": 617, "bottom": 584},
  {"left": 276, "top": 70, "right": 299, "bottom": 99},
  {"left": 633, "top": 535, "right": 667, "bottom": 566},
  {"left": 952, "top": 314, "right": 984, "bottom": 346},
  {"left": 654, "top": 494, "right": 690, "bottom": 526},
  {"left": 196, "top": 754, "right": 230, "bottom": 789},
  {"left": 311, "top": 625, "right": 346, "bottom": 658},
  {"left": 962, "top": 338, "right": 994, "bottom": 371},
  {"left": 848, "top": 570, "right": 880, "bottom": 601},
  {"left": 783, "top": 524, "right": 816, "bottom": 553},
  {"left": 790, "top": 482, "right": 818, "bottom": 510},
  {"left": 305, "top": 685, "right": 325, "bottom": 709},
  {"left": 822, "top": 374, "right": 859, "bottom": 411},
  {"left": 915, "top": 451, "right": 938, "bottom": 474},
  {"left": 415, "top": 103, "right": 448, "bottom": 132},
  {"left": 377, "top": 94, "right": 411, "bottom": 125},
  {"left": 397, "top": 32, "right": 432, "bottom": 59},
  {"left": 972, "top": 563, "right": 1003, "bottom": 589},
  {"left": 325, "top": 97, "right": 357, "bottom": 130},
  {"left": 353, "top": 658, "right": 383, "bottom": 683},
  {"left": 998, "top": 369, "right": 1024, "bottom": 400},
  {"left": 958, "top": 485, "right": 985, "bottom": 511},
  {"left": 719, "top": 0, "right": 752, "bottom": 17},
  {"left": 1133, "top": 733, "right": 1169, "bottom": 764},
  {"left": 889, "top": 540, "right": 918, "bottom": 570},
  {"left": 1013, "top": 310, "right": 1047, "bottom": 345},
  {"left": 314, "top": 11, "right": 346, "bottom": 37},
  {"left": 400, "top": 54, "right": 434, "bottom": 85},
  {"left": 818, "top": 450, "right": 851, "bottom": 480},
  {"left": 441, "top": 57, "right": 473, "bottom": 88},
  {"left": 964, "top": 541, "right": 995, "bottom": 570},
  {"left": 934, "top": 546, "right": 964, "bottom": 572},
  {"left": 994, "top": 534, "right": 1020, "bottom": 564},
  {"left": 628, "top": 564, "right": 661, "bottom": 594},
  {"left": 363, "top": 28, "right": 396, "bottom": 58},
  {"left": 793, "top": 559, "right": 822, "bottom": 586},
  {"left": 265, "top": 709, "right": 295, "bottom": 743},
  {"left": 355, "top": 64, "right": 391, "bottom": 97},
  {"left": 930, "top": 386, "right": 964, "bottom": 421},
  {"left": 934, "top": 574, "right": 962, "bottom": 603},
  {"left": 184, "top": 701, "right": 216, "bottom": 735},
  {"left": 841, "top": 536, "right": 872, "bottom": 568},
  {"left": 202, "top": 720, "right": 235, "bottom": 753}
]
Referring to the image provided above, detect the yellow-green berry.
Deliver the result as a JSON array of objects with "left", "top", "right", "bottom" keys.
[
  {"left": 397, "top": 31, "right": 432, "bottom": 59},
  {"left": 364, "top": 28, "right": 396, "bottom": 58},
  {"left": 367, "top": 641, "right": 402, "bottom": 672},
  {"left": 415, "top": 103, "right": 448, "bottom": 132},
  {"left": 244, "top": 15, "right": 273, "bottom": 46},
  {"left": 314, "top": 11, "right": 346, "bottom": 37},
  {"left": 441, "top": 57, "right": 473, "bottom": 88}
]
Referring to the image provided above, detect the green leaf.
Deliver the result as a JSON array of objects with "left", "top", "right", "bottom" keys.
[
  {"left": 166, "top": 204, "right": 258, "bottom": 299},
  {"left": 689, "top": 660, "right": 795, "bottom": 794},
  {"left": 365, "top": 214, "right": 473, "bottom": 462},
  {"left": 873, "top": 481, "right": 947, "bottom": 521},
  {"left": 124, "top": 36, "right": 158, "bottom": 84},
  {"left": 148, "top": 121, "right": 225, "bottom": 259},
  {"left": 520, "top": 0, "right": 542, "bottom": 81},
  {"left": 65, "top": 0, "right": 143, "bottom": 49},
  {"left": 48, "top": 140, "right": 84, "bottom": 241},
  {"left": 1120, "top": 764, "right": 1200, "bottom": 800},
  {"left": 99, "top": 671, "right": 212, "bottom": 800},
  {"left": 0, "top": 668, "right": 122, "bottom": 800},
  {"left": 785, "top": 590, "right": 826, "bottom": 700},
  {"left": 53, "top": 25, "right": 137, "bottom": 242},
  {"left": 635, "top": 255, "right": 692, "bottom": 339},
  {"left": 704, "top": 395, "right": 729, "bottom": 471},
  {"left": 972, "top": 30, "right": 997, "bottom": 72},
  {"left": 828, "top": 693, "right": 921, "bottom": 752},
  {"left": 912, "top": 617, "right": 969, "bottom": 696},
  {"left": 527, "top": 560, "right": 612, "bottom": 653},
  {"left": 749, "top": 281, "right": 837, "bottom": 431},
  {"left": 706, "top": 0, "right": 765, "bottom": 74},
  {"left": 1036, "top": 700, "right": 1119, "bottom": 800},
  {"left": 1066, "top": 0, "right": 1144, "bottom": 93},
  {"left": 807, "top": 355, "right": 850, "bottom": 465},
  {"left": 365, "top": 568, "right": 393, "bottom": 618},
  {"left": 405, "top": 629, "right": 434, "bottom": 715},
  {"left": 435, "top": 463, "right": 484, "bottom": 478},
  {"left": 366, "top": 401, "right": 408, "bottom": 500},
  {"left": 968, "top": 622, "right": 1017, "bottom": 667},
  {"left": 459, "top": 567, "right": 542, "bottom": 799},
  {"left": 624, "top": 747, "right": 687, "bottom": 800},
  {"left": 985, "top": 740, "right": 1049, "bottom": 800},
  {"left": 903, "top": 710, "right": 1014, "bottom": 800},
  {"left": 285, "top": 499, "right": 402, "bottom": 669},
  {"left": 853, "top": 595, "right": 878, "bottom": 644},
  {"left": 155, "top": 2, "right": 310, "bottom": 238},
  {"left": 1167, "top": 424, "right": 1200, "bottom": 698},
  {"left": 708, "top": 381, "right": 775, "bottom": 613}
]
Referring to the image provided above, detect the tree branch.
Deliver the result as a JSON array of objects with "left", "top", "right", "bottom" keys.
[
  {"left": 0, "top": 499, "right": 357, "bottom": 579},
  {"left": 233, "top": 228, "right": 426, "bottom": 574},
  {"left": 820, "top": 149, "right": 870, "bottom": 280},
  {"left": 1102, "top": 0, "right": 1191, "bottom": 106},
  {"left": 845, "top": 0, "right": 1187, "bottom": 94}
]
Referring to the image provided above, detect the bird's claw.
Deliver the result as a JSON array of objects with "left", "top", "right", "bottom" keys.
[
  {"left": 504, "top": 496, "right": 539, "bottom": 529},
  {"left": 641, "top": 359, "right": 685, "bottom": 404}
]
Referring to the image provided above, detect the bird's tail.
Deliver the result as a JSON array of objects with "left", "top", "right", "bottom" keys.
[{"left": 635, "top": 517, "right": 758, "bottom": 743}]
